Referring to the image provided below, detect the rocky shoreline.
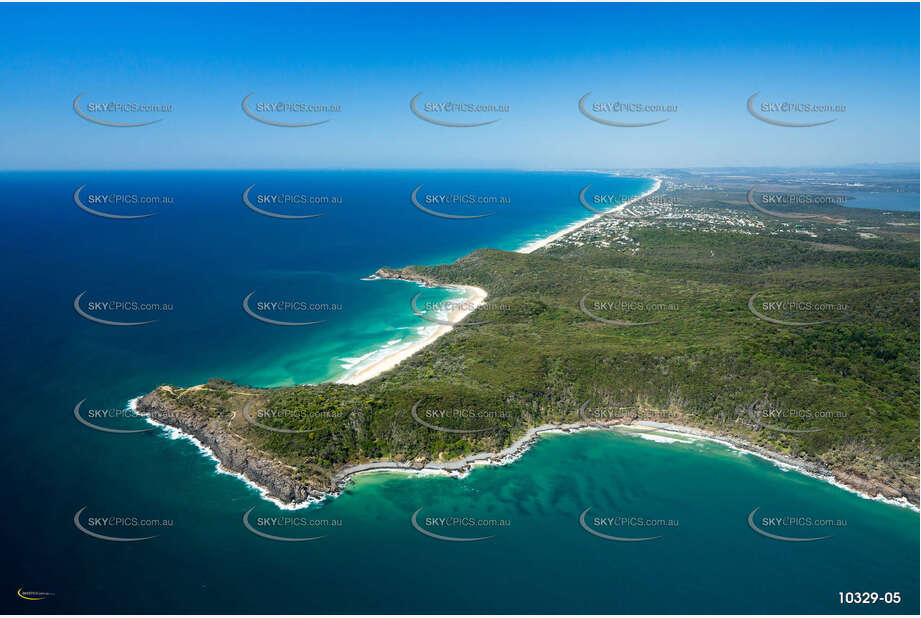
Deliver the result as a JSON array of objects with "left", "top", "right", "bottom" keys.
[
  {"left": 136, "top": 390, "right": 330, "bottom": 505},
  {"left": 370, "top": 266, "right": 442, "bottom": 286},
  {"left": 136, "top": 388, "right": 919, "bottom": 510}
]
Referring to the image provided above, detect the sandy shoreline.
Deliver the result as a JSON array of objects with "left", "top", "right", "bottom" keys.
[
  {"left": 516, "top": 176, "right": 662, "bottom": 254},
  {"left": 133, "top": 171, "right": 917, "bottom": 512},
  {"left": 335, "top": 175, "right": 660, "bottom": 385},
  {"left": 335, "top": 284, "right": 488, "bottom": 385}
]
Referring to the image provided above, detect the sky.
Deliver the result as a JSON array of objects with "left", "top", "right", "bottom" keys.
[{"left": 0, "top": 2, "right": 918, "bottom": 170}]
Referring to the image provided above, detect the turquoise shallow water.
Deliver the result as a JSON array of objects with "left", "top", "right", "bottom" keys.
[
  {"left": 1, "top": 171, "right": 917, "bottom": 614},
  {"left": 10, "top": 428, "right": 916, "bottom": 614}
]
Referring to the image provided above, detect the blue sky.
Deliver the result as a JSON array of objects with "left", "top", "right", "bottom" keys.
[{"left": 1, "top": 2, "right": 918, "bottom": 170}]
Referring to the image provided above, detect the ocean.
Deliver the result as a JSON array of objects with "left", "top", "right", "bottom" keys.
[{"left": 1, "top": 171, "right": 916, "bottom": 614}]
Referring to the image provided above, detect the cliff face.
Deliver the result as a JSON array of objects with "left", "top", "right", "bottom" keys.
[{"left": 136, "top": 389, "right": 327, "bottom": 504}]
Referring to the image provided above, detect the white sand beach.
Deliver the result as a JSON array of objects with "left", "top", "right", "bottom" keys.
[
  {"left": 516, "top": 176, "right": 662, "bottom": 254},
  {"left": 336, "top": 284, "right": 488, "bottom": 385},
  {"left": 337, "top": 176, "right": 660, "bottom": 385}
]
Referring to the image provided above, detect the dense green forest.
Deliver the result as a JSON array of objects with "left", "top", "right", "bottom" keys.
[{"left": 154, "top": 205, "right": 920, "bottom": 500}]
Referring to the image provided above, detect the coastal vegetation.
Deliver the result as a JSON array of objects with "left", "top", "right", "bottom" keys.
[{"left": 141, "top": 192, "right": 920, "bottom": 503}]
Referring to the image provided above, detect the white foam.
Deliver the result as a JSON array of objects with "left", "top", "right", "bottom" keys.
[{"left": 129, "top": 397, "right": 332, "bottom": 511}]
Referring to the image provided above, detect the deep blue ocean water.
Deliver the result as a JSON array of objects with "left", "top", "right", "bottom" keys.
[{"left": 1, "top": 171, "right": 917, "bottom": 614}]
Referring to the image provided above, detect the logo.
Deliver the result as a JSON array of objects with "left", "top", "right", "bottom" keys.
[
  {"left": 578, "top": 293, "right": 663, "bottom": 327},
  {"left": 73, "top": 184, "right": 159, "bottom": 219},
  {"left": 578, "top": 507, "right": 665, "bottom": 542},
  {"left": 409, "top": 400, "right": 498, "bottom": 434},
  {"left": 73, "top": 506, "right": 160, "bottom": 542},
  {"left": 748, "top": 407, "right": 824, "bottom": 434},
  {"left": 409, "top": 92, "right": 502, "bottom": 127},
  {"left": 410, "top": 507, "right": 497, "bottom": 542},
  {"left": 578, "top": 92, "right": 669, "bottom": 127},
  {"left": 746, "top": 185, "right": 827, "bottom": 220},
  {"left": 748, "top": 292, "right": 847, "bottom": 326},
  {"left": 73, "top": 399, "right": 154, "bottom": 434},
  {"left": 241, "top": 93, "right": 331, "bottom": 127},
  {"left": 747, "top": 507, "right": 835, "bottom": 542},
  {"left": 410, "top": 292, "right": 488, "bottom": 326},
  {"left": 410, "top": 184, "right": 497, "bottom": 220},
  {"left": 242, "top": 185, "right": 327, "bottom": 219},
  {"left": 73, "top": 291, "right": 159, "bottom": 327},
  {"left": 17, "top": 588, "right": 55, "bottom": 601},
  {"left": 241, "top": 507, "right": 330, "bottom": 542},
  {"left": 578, "top": 400, "right": 634, "bottom": 430},
  {"left": 73, "top": 94, "right": 164, "bottom": 127},
  {"left": 579, "top": 184, "right": 618, "bottom": 215},
  {"left": 241, "top": 400, "right": 314, "bottom": 434},
  {"left": 242, "top": 291, "right": 328, "bottom": 326},
  {"left": 746, "top": 92, "right": 837, "bottom": 128}
]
